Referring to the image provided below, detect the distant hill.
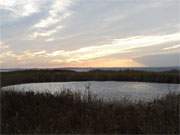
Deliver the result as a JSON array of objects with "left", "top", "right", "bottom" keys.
[{"left": 1, "top": 67, "right": 180, "bottom": 73}]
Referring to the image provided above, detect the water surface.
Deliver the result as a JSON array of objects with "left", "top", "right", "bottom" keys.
[{"left": 3, "top": 81, "right": 180, "bottom": 101}]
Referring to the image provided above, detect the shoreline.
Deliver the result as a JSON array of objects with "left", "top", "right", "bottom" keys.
[{"left": 1, "top": 69, "right": 179, "bottom": 87}]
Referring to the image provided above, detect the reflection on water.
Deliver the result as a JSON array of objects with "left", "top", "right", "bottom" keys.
[{"left": 2, "top": 81, "right": 180, "bottom": 101}]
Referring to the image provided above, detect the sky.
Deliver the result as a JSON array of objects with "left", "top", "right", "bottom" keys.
[{"left": 0, "top": 0, "right": 180, "bottom": 68}]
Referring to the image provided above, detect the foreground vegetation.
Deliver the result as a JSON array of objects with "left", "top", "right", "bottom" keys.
[
  {"left": 1, "top": 69, "right": 179, "bottom": 86},
  {"left": 1, "top": 88, "right": 180, "bottom": 134}
]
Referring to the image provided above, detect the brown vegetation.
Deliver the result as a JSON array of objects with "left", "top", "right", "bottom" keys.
[{"left": 1, "top": 88, "right": 179, "bottom": 134}]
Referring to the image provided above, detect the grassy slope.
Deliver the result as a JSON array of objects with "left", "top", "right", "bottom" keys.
[
  {"left": 1, "top": 69, "right": 180, "bottom": 87},
  {"left": 1, "top": 89, "right": 180, "bottom": 134}
]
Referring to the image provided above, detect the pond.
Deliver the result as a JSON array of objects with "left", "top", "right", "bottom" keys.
[{"left": 2, "top": 81, "right": 180, "bottom": 101}]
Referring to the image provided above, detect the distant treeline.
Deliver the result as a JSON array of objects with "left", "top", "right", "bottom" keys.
[
  {"left": 1, "top": 69, "right": 179, "bottom": 87},
  {"left": 1, "top": 89, "right": 180, "bottom": 134}
]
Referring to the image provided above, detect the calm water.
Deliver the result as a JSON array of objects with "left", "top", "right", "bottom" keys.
[{"left": 2, "top": 81, "right": 180, "bottom": 101}]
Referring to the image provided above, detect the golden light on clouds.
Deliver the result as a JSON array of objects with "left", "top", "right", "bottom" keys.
[
  {"left": 1, "top": 0, "right": 180, "bottom": 68},
  {"left": 52, "top": 58, "right": 144, "bottom": 68},
  {"left": 0, "top": 32, "right": 180, "bottom": 68}
]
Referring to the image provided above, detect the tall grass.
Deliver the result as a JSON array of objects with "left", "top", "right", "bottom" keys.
[{"left": 1, "top": 88, "right": 179, "bottom": 134}]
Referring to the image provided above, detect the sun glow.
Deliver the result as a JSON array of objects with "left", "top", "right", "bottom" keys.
[{"left": 51, "top": 58, "right": 144, "bottom": 68}]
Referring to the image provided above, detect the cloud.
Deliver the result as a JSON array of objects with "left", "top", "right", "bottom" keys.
[
  {"left": 32, "top": 30, "right": 56, "bottom": 38},
  {"left": 0, "top": 0, "right": 45, "bottom": 18},
  {"left": 163, "top": 45, "right": 180, "bottom": 50},
  {"left": 30, "top": 25, "right": 63, "bottom": 39},
  {"left": 1, "top": 0, "right": 179, "bottom": 68},
  {"left": 0, "top": 41, "right": 9, "bottom": 50},
  {"left": 51, "top": 58, "right": 144, "bottom": 68},
  {"left": 135, "top": 53, "right": 180, "bottom": 67},
  {"left": 1, "top": 32, "right": 180, "bottom": 68},
  {"left": 34, "top": 0, "right": 73, "bottom": 28},
  {"left": 46, "top": 32, "right": 180, "bottom": 62},
  {"left": 45, "top": 38, "right": 55, "bottom": 42},
  {"left": 30, "top": 0, "right": 75, "bottom": 41}
]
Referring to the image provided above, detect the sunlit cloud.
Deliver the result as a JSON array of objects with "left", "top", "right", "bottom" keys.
[
  {"left": 30, "top": 25, "right": 63, "bottom": 39},
  {"left": 1, "top": 0, "right": 179, "bottom": 68},
  {"left": 1, "top": 32, "right": 180, "bottom": 68},
  {"left": 45, "top": 38, "right": 55, "bottom": 42},
  {"left": 45, "top": 32, "right": 180, "bottom": 62},
  {"left": 30, "top": 0, "right": 75, "bottom": 41},
  {"left": 34, "top": 0, "right": 73, "bottom": 28},
  {"left": 0, "top": 41, "right": 9, "bottom": 50},
  {"left": 0, "top": 0, "right": 45, "bottom": 18},
  {"left": 34, "top": 11, "right": 71, "bottom": 29},
  {"left": 163, "top": 45, "right": 180, "bottom": 50},
  {"left": 51, "top": 58, "right": 144, "bottom": 68},
  {"left": 32, "top": 30, "right": 57, "bottom": 38}
]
